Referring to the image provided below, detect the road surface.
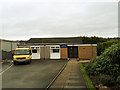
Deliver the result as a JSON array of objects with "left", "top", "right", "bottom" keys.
[{"left": 2, "top": 60, "right": 67, "bottom": 89}]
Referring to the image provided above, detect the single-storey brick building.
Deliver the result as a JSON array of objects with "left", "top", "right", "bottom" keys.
[{"left": 18, "top": 37, "right": 97, "bottom": 60}]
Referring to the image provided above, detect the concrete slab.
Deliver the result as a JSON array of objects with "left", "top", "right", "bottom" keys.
[
  {"left": 64, "top": 85, "right": 87, "bottom": 88},
  {"left": 66, "top": 80, "right": 82, "bottom": 83},
  {"left": 67, "top": 82, "right": 86, "bottom": 86},
  {"left": 49, "top": 60, "right": 88, "bottom": 89},
  {"left": 68, "top": 76, "right": 83, "bottom": 78}
]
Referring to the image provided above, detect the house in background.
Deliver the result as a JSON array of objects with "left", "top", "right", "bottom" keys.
[
  {"left": 18, "top": 37, "right": 97, "bottom": 60},
  {"left": 0, "top": 39, "right": 18, "bottom": 60}
]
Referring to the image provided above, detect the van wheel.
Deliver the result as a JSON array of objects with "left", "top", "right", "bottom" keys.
[{"left": 13, "top": 61, "right": 17, "bottom": 65}]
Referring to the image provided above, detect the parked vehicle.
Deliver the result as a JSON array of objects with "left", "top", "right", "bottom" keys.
[{"left": 13, "top": 48, "right": 32, "bottom": 65}]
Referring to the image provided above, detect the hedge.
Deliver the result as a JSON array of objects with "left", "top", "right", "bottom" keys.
[
  {"left": 85, "top": 43, "right": 120, "bottom": 78},
  {"left": 97, "top": 40, "right": 119, "bottom": 56}
]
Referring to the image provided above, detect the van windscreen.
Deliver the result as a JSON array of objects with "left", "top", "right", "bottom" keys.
[{"left": 14, "top": 50, "right": 30, "bottom": 55}]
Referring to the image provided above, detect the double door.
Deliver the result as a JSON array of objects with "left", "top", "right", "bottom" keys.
[{"left": 68, "top": 46, "right": 78, "bottom": 58}]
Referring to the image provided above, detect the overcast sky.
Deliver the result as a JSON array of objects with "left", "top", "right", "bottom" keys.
[{"left": 0, "top": 0, "right": 119, "bottom": 40}]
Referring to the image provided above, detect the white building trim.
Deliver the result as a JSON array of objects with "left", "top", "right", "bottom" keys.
[
  {"left": 30, "top": 46, "right": 40, "bottom": 59},
  {"left": 68, "top": 44, "right": 97, "bottom": 46},
  {"left": 50, "top": 45, "right": 60, "bottom": 59}
]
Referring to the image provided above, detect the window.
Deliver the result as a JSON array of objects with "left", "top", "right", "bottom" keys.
[
  {"left": 32, "top": 49, "right": 37, "bottom": 53},
  {"left": 51, "top": 47, "right": 55, "bottom": 48},
  {"left": 36, "top": 47, "right": 39, "bottom": 49},
  {"left": 53, "top": 49, "right": 59, "bottom": 53},
  {"left": 31, "top": 47, "right": 33, "bottom": 49},
  {"left": 29, "top": 50, "right": 31, "bottom": 54},
  {"left": 56, "top": 47, "right": 59, "bottom": 48},
  {"left": 14, "top": 50, "right": 30, "bottom": 55}
]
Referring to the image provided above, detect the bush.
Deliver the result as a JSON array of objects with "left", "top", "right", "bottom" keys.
[
  {"left": 116, "top": 76, "right": 120, "bottom": 84},
  {"left": 85, "top": 63, "right": 96, "bottom": 75},
  {"left": 97, "top": 40, "right": 119, "bottom": 56},
  {"left": 85, "top": 43, "right": 120, "bottom": 78},
  {"left": 99, "top": 74, "right": 116, "bottom": 86},
  {"left": 102, "top": 44, "right": 120, "bottom": 64},
  {"left": 82, "top": 36, "right": 107, "bottom": 44}
]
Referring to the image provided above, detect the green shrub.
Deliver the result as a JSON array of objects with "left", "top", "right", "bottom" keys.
[
  {"left": 99, "top": 74, "right": 116, "bottom": 86},
  {"left": 116, "top": 76, "right": 120, "bottom": 84},
  {"left": 85, "top": 63, "right": 96, "bottom": 75},
  {"left": 82, "top": 36, "right": 107, "bottom": 44},
  {"left": 97, "top": 40, "right": 119, "bottom": 56},
  {"left": 85, "top": 44, "right": 120, "bottom": 78}
]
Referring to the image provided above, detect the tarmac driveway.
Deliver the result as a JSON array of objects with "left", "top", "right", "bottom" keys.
[{"left": 2, "top": 60, "right": 67, "bottom": 89}]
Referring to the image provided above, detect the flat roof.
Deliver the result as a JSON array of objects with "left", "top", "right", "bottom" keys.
[{"left": 27, "top": 37, "right": 82, "bottom": 43}]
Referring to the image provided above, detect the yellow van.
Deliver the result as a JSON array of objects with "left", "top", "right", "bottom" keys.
[{"left": 13, "top": 48, "right": 32, "bottom": 65}]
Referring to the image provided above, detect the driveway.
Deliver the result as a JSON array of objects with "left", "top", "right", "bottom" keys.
[{"left": 2, "top": 60, "right": 67, "bottom": 89}]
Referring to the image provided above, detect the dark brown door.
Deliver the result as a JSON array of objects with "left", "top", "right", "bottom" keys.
[{"left": 68, "top": 46, "right": 78, "bottom": 58}]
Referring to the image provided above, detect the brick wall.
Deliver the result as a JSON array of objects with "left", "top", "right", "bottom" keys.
[
  {"left": 60, "top": 48, "right": 68, "bottom": 59},
  {"left": 78, "top": 46, "right": 97, "bottom": 59}
]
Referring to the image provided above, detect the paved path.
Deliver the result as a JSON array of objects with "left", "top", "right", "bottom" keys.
[
  {"left": 49, "top": 60, "right": 88, "bottom": 90},
  {"left": 2, "top": 60, "right": 67, "bottom": 89}
]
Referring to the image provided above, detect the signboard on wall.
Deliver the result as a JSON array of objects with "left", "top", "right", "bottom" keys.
[{"left": 60, "top": 45, "right": 67, "bottom": 48}]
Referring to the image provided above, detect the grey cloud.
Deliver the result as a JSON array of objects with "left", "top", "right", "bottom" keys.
[{"left": 0, "top": 0, "right": 118, "bottom": 40}]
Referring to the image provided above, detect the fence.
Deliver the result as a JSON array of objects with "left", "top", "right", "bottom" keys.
[{"left": 1, "top": 50, "right": 12, "bottom": 60}]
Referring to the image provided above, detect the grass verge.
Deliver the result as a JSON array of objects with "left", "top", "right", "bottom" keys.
[{"left": 80, "top": 62, "right": 96, "bottom": 90}]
